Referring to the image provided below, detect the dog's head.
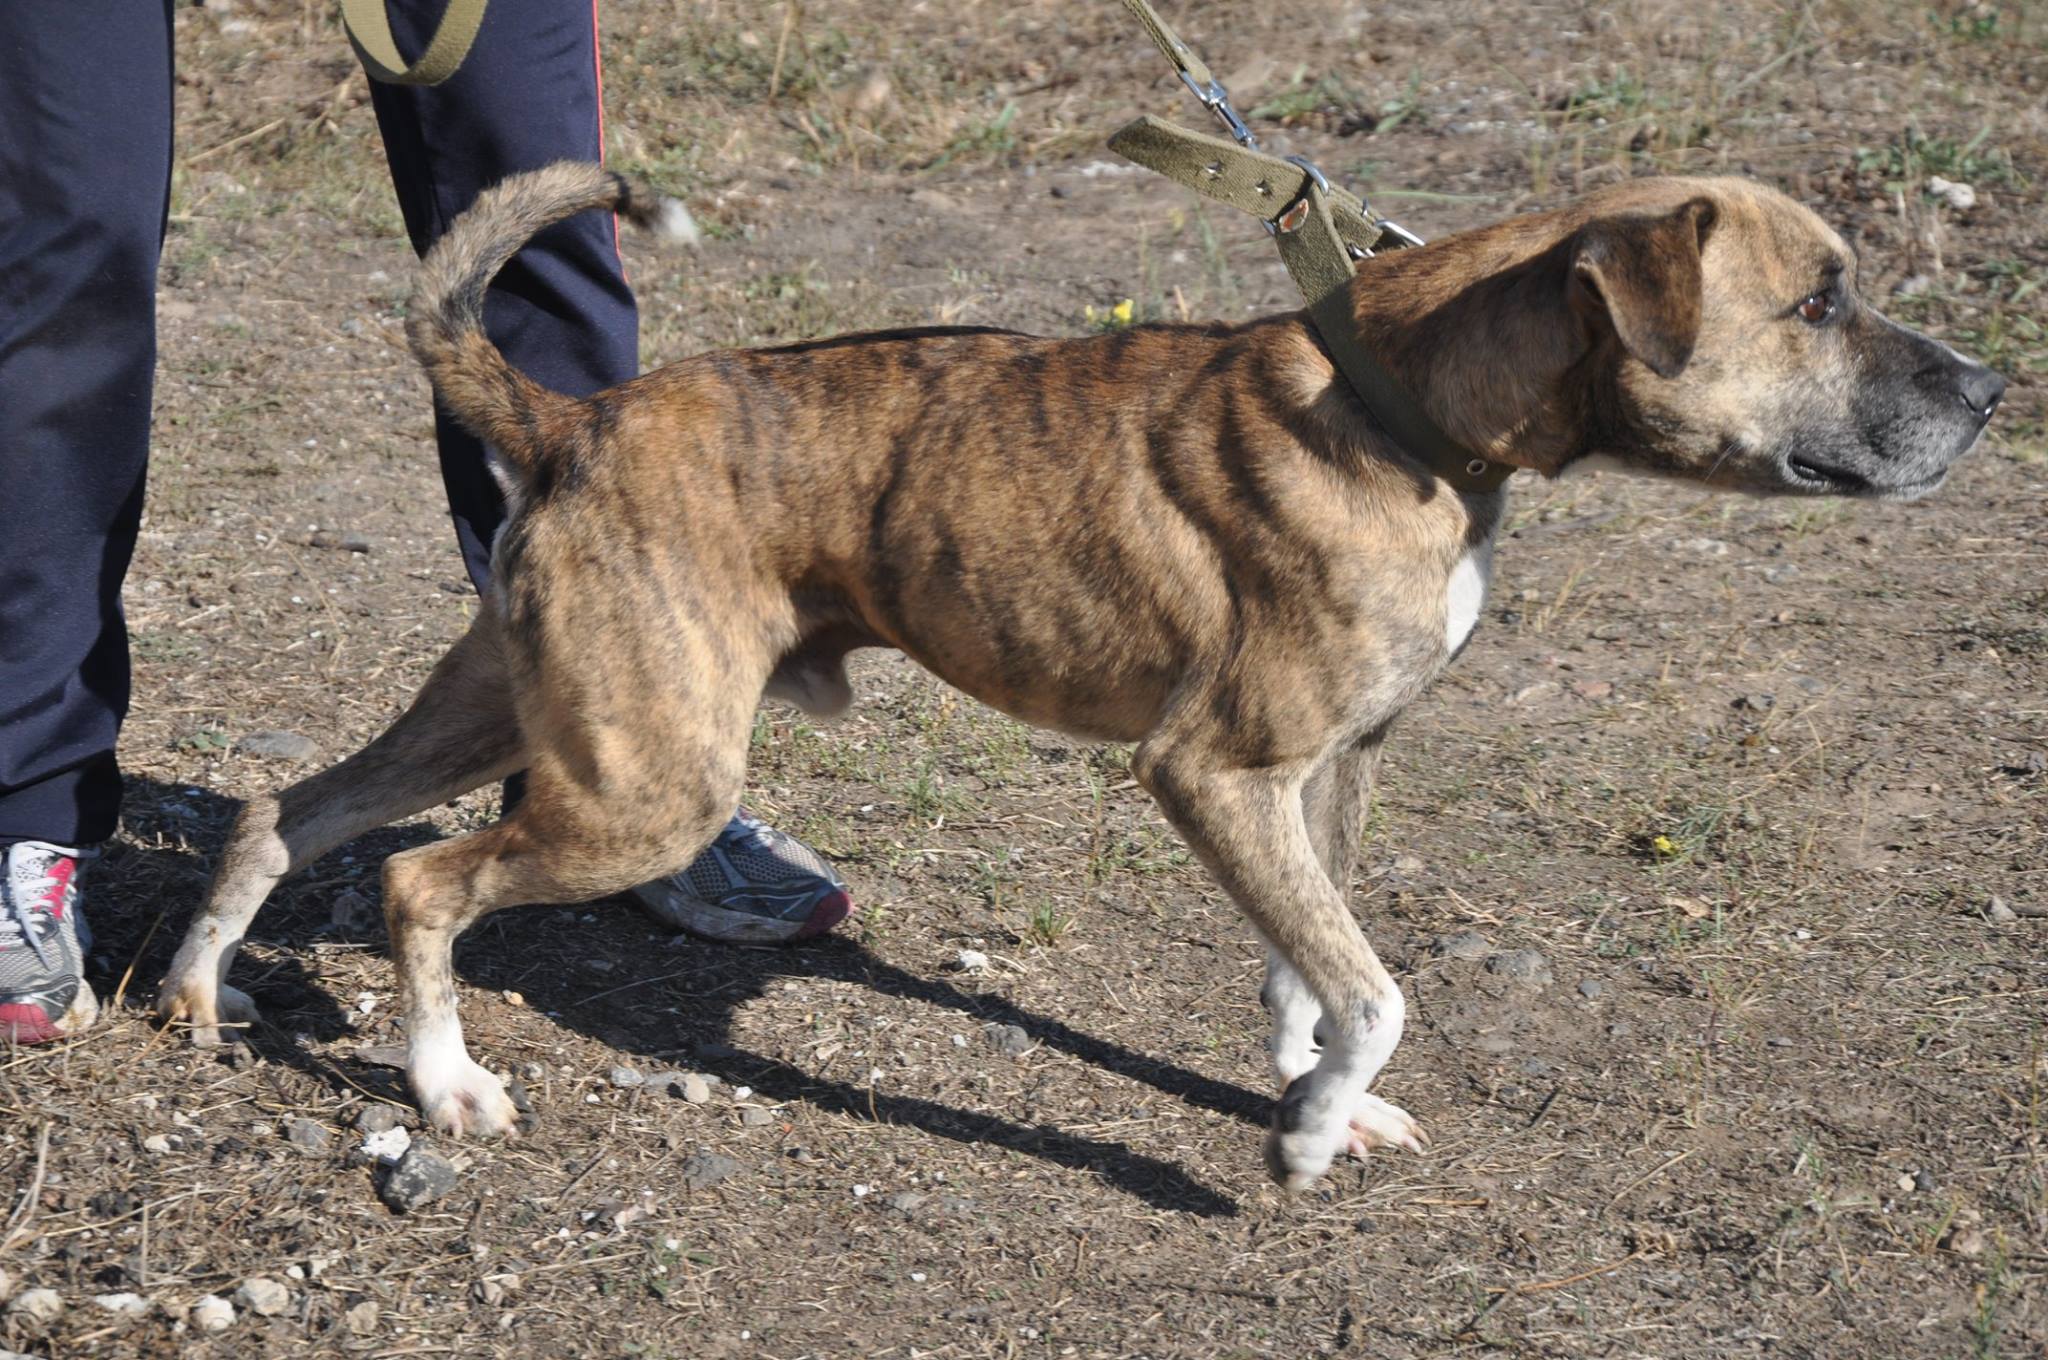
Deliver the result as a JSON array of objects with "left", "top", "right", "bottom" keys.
[
  {"left": 1361, "top": 175, "right": 2004, "bottom": 500},
  {"left": 1562, "top": 176, "right": 2003, "bottom": 500}
]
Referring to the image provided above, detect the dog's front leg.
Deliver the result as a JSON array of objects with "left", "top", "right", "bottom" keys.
[
  {"left": 1260, "top": 731, "right": 1389, "bottom": 1087},
  {"left": 1136, "top": 741, "right": 1423, "bottom": 1191}
]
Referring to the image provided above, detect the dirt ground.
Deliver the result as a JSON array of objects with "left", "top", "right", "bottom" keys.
[{"left": 4, "top": 0, "right": 2045, "bottom": 1356}]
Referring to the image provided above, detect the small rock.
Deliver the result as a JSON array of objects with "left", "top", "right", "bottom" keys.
[
  {"left": 359, "top": 1126, "right": 412, "bottom": 1165},
  {"left": 884, "top": 1191, "right": 928, "bottom": 1215},
  {"left": 473, "top": 1278, "right": 507, "bottom": 1306},
  {"left": 90, "top": 1292, "right": 151, "bottom": 1319},
  {"left": 1673, "top": 536, "right": 1731, "bottom": 557},
  {"left": 284, "top": 1118, "right": 330, "bottom": 1153},
  {"left": 1487, "top": 949, "right": 1554, "bottom": 987},
  {"left": 1389, "top": 852, "right": 1426, "bottom": 876},
  {"left": 238, "top": 730, "right": 318, "bottom": 761},
  {"left": 739, "top": 1106, "right": 773, "bottom": 1127},
  {"left": 954, "top": 949, "right": 991, "bottom": 974},
  {"left": 1570, "top": 680, "right": 1613, "bottom": 701},
  {"left": 356, "top": 1103, "right": 406, "bottom": 1133},
  {"left": 233, "top": 1277, "right": 290, "bottom": 1317},
  {"left": 308, "top": 530, "right": 372, "bottom": 554},
  {"left": 1733, "top": 693, "right": 1775, "bottom": 712},
  {"left": 7, "top": 1289, "right": 62, "bottom": 1326},
  {"left": 190, "top": 1294, "right": 236, "bottom": 1332},
  {"left": 1577, "top": 979, "right": 1605, "bottom": 1000},
  {"left": 1927, "top": 176, "right": 1976, "bottom": 212},
  {"left": 141, "top": 1134, "right": 173, "bottom": 1155},
  {"left": 647, "top": 1071, "right": 716, "bottom": 1104},
  {"left": 983, "top": 1023, "right": 1033, "bottom": 1058},
  {"left": 1429, "top": 929, "right": 1491, "bottom": 961},
  {"left": 608, "top": 1065, "right": 644, "bottom": 1089},
  {"left": 343, "top": 1299, "right": 379, "bottom": 1335},
  {"left": 1944, "top": 1225, "right": 1987, "bottom": 1258},
  {"left": 680, "top": 1151, "right": 741, "bottom": 1190},
  {"left": 379, "top": 1147, "right": 458, "bottom": 1213},
  {"left": 1913, "top": 1169, "right": 1937, "bottom": 1193},
  {"left": 1985, "top": 895, "right": 2019, "bottom": 924}
]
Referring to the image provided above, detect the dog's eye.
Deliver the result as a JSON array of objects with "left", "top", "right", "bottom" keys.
[{"left": 1796, "top": 292, "right": 1835, "bottom": 325}]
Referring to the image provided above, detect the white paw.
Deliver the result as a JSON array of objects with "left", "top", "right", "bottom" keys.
[
  {"left": 157, "top": 975, "right": 260, "bottom": 1048},
  {"left": 413, "top": 1056, "right": 518, "bottom": 1138},
  {"left": 1265, "top": 1084, "right": 1427, "bottom": 1191},
  {"left": 1344, "top": 1092, "right": 1428, "bottom": 1159}
]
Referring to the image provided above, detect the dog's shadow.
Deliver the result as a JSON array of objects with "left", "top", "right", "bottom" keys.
[{"left": 109, "top": 776, "right": 1252, "bottom": 1217}]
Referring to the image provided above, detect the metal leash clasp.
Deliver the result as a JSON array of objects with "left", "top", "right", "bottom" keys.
[{"left": 1178, "top": 70, "right": 1258, "bottom": 151}]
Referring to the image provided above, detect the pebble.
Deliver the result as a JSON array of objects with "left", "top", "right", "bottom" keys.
[
  {"left": 1429, "top": 929, "right": 1491, "bottom": 961},
  {"left": 142, "top": 1134, "right": 173, "bottom": 1155},
  {"left": 233, "top": 1277, "right": 290, "bottom": 1317},
  {"left": 1913, "top": 1169, "right": 1937, "bottom": 1193},
  {"left": 884, "top": 1190, "right": 928, "bottom": 1215},
  {"left": 1945, "top": 1225, "right": 1987, "bottom": 1258},
  {"left": 359, "top": 1126, "right": 411, "bottom": 1164},
  {"left": 954, "top": 949, "right": 991, "bottom": 974},
  {"left": 740, "top": 1106, "right": 773, "bottom": 1127},
  {"left": 1985, "top": 895, "right": 2018, "bottom": 924},
  {"left": 379, "top": 1147, "right": 458, "bottom": 1213},
  {"left": 679, "top": 1152, "right": 741, "bottom": 1190},
  {"left": 90, "top": 1292, "right": 151, "bottom": 1319},
  {"left": 1672, "top": 536, "right": 1731, "bottom": 557},
  {"left": 355, "top": 1103, "right": 405, "bottom": 1133},
  {"left": 238, "top": 730, "right": 319, "bottom": 760},
  {"left": 190, "top": 1294, "right": 236, "bottom": 1332},
  {"left": 1487, "top": 949, "right": 1555, "bottom": 987},
  {"left": 608, "top": 1065, "right": 644, "bottom": 1089},
  {"left": 1577, "top": 979, "right": 1605, "bottom": 999},
  {"left": 307, "top": 529, "right": 372, "bottom": 554},
  {"left": 983, "top": 1023, "right": 1033, "bottom": 1058},
  {"left": 343, "top": 1299, "right": 379, "bottom": 1335},
  {"left": 7, "top": 1289, "right": 62, "bottom": 1326},
  {"left": 284, "top": 1118, "right": 331, "bottom": 1153},
  {"left": 1927, "top": 175, "right": 1976, "bottom": 212}
]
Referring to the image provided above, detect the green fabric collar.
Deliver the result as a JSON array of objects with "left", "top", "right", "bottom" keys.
[{"left": 1109, "top": 115, "right": 1513, "bottom": 497}]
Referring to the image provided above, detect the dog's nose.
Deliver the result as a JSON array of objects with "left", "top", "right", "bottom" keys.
[{"left": 1957, "top": 364, "right": 2006, "bottom": 421}]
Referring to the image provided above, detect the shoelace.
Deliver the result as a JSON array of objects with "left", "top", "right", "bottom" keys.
[{"left": 0, "top": 853, "right": 66, "bottom": 971}]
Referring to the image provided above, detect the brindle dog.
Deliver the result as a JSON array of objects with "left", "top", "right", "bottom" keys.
[{"left": 158, "top": 163, "right": 2003, "bottom": 1189}]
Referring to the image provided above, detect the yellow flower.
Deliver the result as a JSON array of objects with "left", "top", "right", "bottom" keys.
[
  {"left": 1111, "top": 298, "right": 1134, "bottom": 325},
  {"left": 1650, "top": 834, "right": 1680, "bottom": 858}
]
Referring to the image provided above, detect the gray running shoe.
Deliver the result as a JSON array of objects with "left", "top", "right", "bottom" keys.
[
  {"left": 0, "top": 841, "right": 98, "bottom": 1044},
  {"left": 632, "top": 810, "right": 852, "bottom": 945}
]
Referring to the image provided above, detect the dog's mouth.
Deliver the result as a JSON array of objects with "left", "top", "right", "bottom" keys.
[{"left": 1783, "top": 455, "right": 1946, "bottom": 500}]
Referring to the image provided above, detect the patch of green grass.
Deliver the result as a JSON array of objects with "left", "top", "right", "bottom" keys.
[
  {"left": 1855, "top": 124, "right": 2023, "bottom": 189},
  {"left": 926, "top": 101, "right": 1018, "bottom": 170},
  {"left": 1023, "top": 898, "right": 1077, "bottom": 948}
]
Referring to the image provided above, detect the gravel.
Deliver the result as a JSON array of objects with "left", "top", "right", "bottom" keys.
[
  {"left": 355, "top": 1103, "right": 406, "bottom": 1133},
  {"left": 191, "top": 1295, "right": 237, "bottom": 1332},
  {"left": 379, "top": 1147, "right": 459, "bottom": 1213},
  {"left": 1487, "top": 949, "right": 1555, "bottom": 987},
  {"left": 6, "top": 1289, "right": 61, "bottom": 1327},
  {"left": 284, "top": 1117, "right": 331, "bottom": 1153},
  {"left": 608, "top": 1065, "right": 644, "bottom": 1088},
  {"left": 237, "top": 730, "right": 318, "bottom": 760},
  {"left": 234, "top": 1277, "right": 291, "bottom": 1317},
  {"left": 680, "top": 1152, "right": 742, "bottom": 1190}
]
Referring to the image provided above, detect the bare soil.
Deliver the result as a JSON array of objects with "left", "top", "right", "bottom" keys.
[{"left": 6, "top": 1, "right": 2046, "bottom": 1357}]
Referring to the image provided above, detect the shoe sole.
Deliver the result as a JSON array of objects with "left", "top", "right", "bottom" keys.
[
  {"left": 632, "top": 884, "right": 854, "bottom": 945},
  {"left": 0, "top": 987, "right": 99, "bottom": 1046}
]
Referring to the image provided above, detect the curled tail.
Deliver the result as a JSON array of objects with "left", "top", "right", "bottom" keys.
[{"left": 406, "top": 161, "right": 697, "bottom": 491}]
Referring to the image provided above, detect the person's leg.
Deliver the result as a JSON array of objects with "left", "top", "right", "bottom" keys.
[
  {"left": 366, "top": 0, "right": 852, "bottom": 943},
  {"left": 367, "top": 0, "right": 636, "bottom": 592},
  {"left": 0, "top": 0, "right": 175, "bottom": 1038}
]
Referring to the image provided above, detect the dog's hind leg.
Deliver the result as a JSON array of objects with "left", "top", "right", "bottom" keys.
[
  {"left": 381, "top": 708, "right": 752, "bottom": 1137},
  {"left": 1135, "top": 734, "right": 1422, "bottom": 1192},
  {"left": 157, "top": 617, "right": 525, "bottom": 1045}
]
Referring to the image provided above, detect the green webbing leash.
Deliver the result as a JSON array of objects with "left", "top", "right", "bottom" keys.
[
  {"left": 341, "top": 0, "right": 488, "bottom": 85},
  {"left": 1110, "top": 0, "right": 1512, "bottom": 495}
]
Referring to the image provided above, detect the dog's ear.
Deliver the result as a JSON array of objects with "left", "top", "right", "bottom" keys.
[{"left": 1569, "top": 197, "right": 1718, "bottom": 379}]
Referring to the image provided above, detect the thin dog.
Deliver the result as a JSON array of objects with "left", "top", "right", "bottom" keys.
[{"left": 158, "top": 163, "right": 2003, "bottom": 1189}]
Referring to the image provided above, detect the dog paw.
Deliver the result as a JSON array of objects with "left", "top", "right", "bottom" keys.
[
  {"left": 414, "top": 1057, "right": 519, "bottom": 1138},
  {"left": 156, "top": 978, "right": 260, "bottom": 1048},
  {"left": 1264, "top": 1084, "right": 1427, "bottom": 1191},
  {"left": 1344, "top": 1092, "right": 1428, "bottom": 1160}
]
